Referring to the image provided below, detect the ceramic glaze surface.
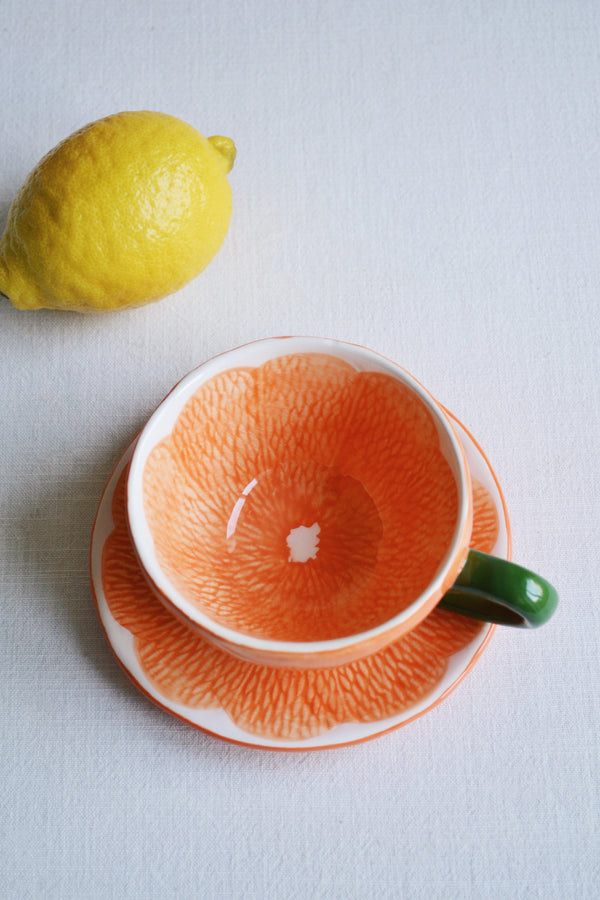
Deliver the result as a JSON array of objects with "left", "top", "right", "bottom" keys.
[
  {"left": 142, "top": 352, "right": 461, "bottom": 642},
  {"left": 99, "top": 457, "right": 498, "bottom": 742}
]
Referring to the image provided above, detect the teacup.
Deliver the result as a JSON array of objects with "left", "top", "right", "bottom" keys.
[{"left": 126, "top": 336, "right": 558, "bottom": 668}]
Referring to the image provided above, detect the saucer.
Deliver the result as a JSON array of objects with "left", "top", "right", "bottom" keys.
[{"left": 90, "top": 410, "right": 510, "bottom": 750}]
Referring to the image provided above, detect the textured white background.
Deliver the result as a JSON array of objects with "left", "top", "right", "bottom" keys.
[{"left": 1, "top": 1, "right": 598, "bottom": 897}]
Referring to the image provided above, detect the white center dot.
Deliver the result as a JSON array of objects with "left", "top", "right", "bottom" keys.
[{"left": 286, "top": 522, "right": 320, "bottom": 563}]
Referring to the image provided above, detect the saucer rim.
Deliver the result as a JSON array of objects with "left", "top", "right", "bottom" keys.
[{"left": 89, "top": 407, "right": 510, "bottom": 751}]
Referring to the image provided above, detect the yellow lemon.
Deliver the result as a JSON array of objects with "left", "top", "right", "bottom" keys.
[{"left": 0, "top": 111, "right": 236, "bottom": 312}]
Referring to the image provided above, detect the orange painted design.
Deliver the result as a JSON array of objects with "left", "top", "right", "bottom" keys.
[
  {"left": 142, "top": 353, "right": 460, "bottom": 641},
  {"left": 471, "top": 479, "right": 499, "bottom": 553},
  {"left": 103, "top": 466, "right": 487, "bottom": 741}
]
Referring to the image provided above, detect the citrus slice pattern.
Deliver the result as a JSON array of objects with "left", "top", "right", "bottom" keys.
[
  {"left": 142, "top": 353, "right": 461, "bottom": 642},
  {"left": 470, "top": 480, "right": 499, "bottom": 553},
  {"left": 101, "top": 466, "right": 497, "bottom": 741}
]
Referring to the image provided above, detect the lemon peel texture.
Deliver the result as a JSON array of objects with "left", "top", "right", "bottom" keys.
[{"left": 0, "top": 111, "right": 236, "bottom": 312}]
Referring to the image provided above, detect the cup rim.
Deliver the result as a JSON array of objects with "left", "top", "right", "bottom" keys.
[{"left": 126, "top": 336, "right": 472, "bottom": 659}]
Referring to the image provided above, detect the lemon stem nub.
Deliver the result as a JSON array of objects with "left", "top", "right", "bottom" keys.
[{"left": 208, "top": 135, "right": 236, "bottom": 173}]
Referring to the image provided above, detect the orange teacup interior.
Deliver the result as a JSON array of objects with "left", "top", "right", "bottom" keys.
[{"left": 143, "top": 353, "right": 460, "bottom": 641}]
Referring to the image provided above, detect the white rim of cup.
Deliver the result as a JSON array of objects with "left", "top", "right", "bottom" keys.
[{"left": 126, "top": 336, "right": 471, "bottom": 659}]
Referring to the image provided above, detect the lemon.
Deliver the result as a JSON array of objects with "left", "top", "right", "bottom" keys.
[{"left": 0, "top": 111, "right": 236, "bottom": 312}]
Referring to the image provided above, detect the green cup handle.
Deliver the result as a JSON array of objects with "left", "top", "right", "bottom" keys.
[{"left": 438, "top": 549, "right": 558, "bottom": 628}]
